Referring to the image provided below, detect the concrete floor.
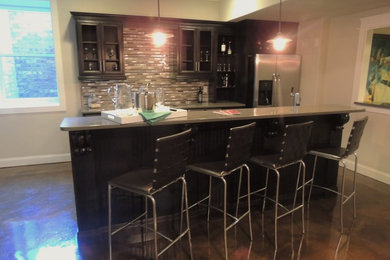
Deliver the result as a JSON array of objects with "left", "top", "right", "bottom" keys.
[{"left": 0, "top": 162, "right": 389, "bottom": 259}]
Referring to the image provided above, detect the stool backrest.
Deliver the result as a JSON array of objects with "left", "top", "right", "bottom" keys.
[
  {"left": 278, "top": 121, "right": 313, "bottom": 165},
  {"left": 153, "top": 128, "right": 192, "bottom": 190},
  {"left": 344, "top": 116, "right": 368, "bottom": 157},
  {"left": 224, "top": 122, "right": 256, "bottom": 172}
]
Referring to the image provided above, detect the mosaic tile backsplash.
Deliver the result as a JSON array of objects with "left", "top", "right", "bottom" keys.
[{"left": 80, "top": 25, "right": 210, "bottom": 111}]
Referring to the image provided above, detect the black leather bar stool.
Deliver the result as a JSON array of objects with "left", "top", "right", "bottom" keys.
[
  {"left": 250, "top": 121, "right": 313, "bottom": 252},
  {"left": 108, "top": 129, "right": 193, "bottom": 260},
  {"left": 307, "top": 116, "right": 368, "bottom": 233},
  {"left": 186, "top": 122, "right": 256, "bottom": 260}
]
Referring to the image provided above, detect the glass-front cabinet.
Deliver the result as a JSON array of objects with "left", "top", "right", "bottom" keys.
[
  {"left": 179, "top": 25, "right": 213, "bottom": 75},
  {"left": 73, "top": 13, "right": 125, "bottom": 80}
]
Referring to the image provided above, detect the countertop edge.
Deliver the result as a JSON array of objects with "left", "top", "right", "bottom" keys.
[{"left": 61, "top": 106, "right": 365, "bottom": 131}]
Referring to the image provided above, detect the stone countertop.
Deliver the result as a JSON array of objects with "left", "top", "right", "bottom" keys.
[
  {"left": 61, "top": 105, "right": 365, "bottom": 131},
  {"left": 174, "top": 101, "right": 245, "bottom": 110},
  {"left": 80, "top": 101, "right": 246, "bottom": 115}
]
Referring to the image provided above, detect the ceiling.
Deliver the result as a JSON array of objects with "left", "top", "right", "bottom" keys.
[{"left": 232, "top": 0, "right": 390, "bottom": 22}]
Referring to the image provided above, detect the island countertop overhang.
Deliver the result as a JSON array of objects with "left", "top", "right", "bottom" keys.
[{"left": 60, "top": 105, "right": 365, "bottom": 131}]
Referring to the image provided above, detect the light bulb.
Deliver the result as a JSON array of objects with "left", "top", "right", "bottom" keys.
[
  {"left": 268, "top": 34, "right": 292, "bottom": 51},
  {"left": 152, "top": 31, "right": 167, "bottom": 47},
  {"left": 273, "top": 36, "right": 288, "bottom": 51}
]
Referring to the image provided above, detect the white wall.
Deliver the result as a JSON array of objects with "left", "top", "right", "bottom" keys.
[
  {"left": 0, "top": 0, "right": 221, "bottom": 168},
  {"left": 298, "top": 6, "right": 390, "bottom": 184},
  {"left": 219, "top": 0, "right": 278, "bottom": 21}
]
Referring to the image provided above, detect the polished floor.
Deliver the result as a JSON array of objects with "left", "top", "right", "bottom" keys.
[{"left": 0, "top": 162, "right": 389, "bottom": 259}]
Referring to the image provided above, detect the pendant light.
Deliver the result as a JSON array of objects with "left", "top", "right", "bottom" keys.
[
  {"left": 146, "top": 0, "right": 174, "bottom": 47},
  {"left": 267, "top": 0, "right": 291, "bottom": 51}
]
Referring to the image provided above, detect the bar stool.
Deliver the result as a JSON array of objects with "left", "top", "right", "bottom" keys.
[
  {"left": 307, "top": 116, "right": 368, "bottom": 233},
  {"left": 250, "top": 121, "right": 313, "bottom": 252},
  {"left": 108, "top": 129, "right": 193, "bottom": 260},
  {"left": 186, "top": 122, "right": 256, "bottom": 260}
]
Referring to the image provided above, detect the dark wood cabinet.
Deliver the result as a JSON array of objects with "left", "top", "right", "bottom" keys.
[
  {"left": 73, "top": 13, "right": 126, "bottom": 80},
  {"left": 178, "top": 25, "right": 214, "bottom": 75}
]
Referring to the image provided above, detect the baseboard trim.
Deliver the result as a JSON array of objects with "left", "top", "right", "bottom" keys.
[
  {"left": 344, "top": 159, "right": 390, "bottom": 185},
  {"left": 0, "top": 153, "right": 71, "bottom": 168}
]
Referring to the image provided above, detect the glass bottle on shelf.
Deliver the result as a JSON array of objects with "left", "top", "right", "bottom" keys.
[
  {"left": 205, "top": 50, "right": 209, "bottom": 62},
  {"left": 227, "top": 41, "right": 232, "bottom": 55},
  {"left": 108, "top": 48, "right": 114, "bottom": 59},
  {"left": 221, "top": 38, "right": 226, "bottom": 54},
  {"left": 224, "top": 74, "right": 229, "bottom": 88},
  {"left": 197, "top": 87, "right": 203, "bottom": 103},
  {"left": 92, "top": 48, "right": 96, "bottom": 59},
  {"left": 84, "top": 47, "right": 89, "bottom": 59}
]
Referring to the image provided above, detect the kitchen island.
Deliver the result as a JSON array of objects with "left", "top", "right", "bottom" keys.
[{"left": 60, "top": 105, "right": 364, "bottom": 233}]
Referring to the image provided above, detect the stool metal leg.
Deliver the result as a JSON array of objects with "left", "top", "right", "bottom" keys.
[
  {"left": 108, "top": 184, "right": 113, "bottom": 260},
  {"left": 235, "top": 168, "right": 243, "bottom": 218},
  {"left": 245, "top": 165, "right": 253, "bottom": 241},
  {"left": 207, "top": 176, "right": 212, "bottom": 222},
  {"left": 182, "top": 177, "right": 194, "bottom": 260},
  {"left": 353, "top": 153, "right": 358, "bottom": 218},
  {"left": 261, "top": 169, "right": 269, "bottom": 237},
  {"left": 144, "top": 197, "right": 148, "bottom": 258},
  {"left": 149, "top": 196, "right": 159, "bottom": 259},
  {"left": 301, "top": 161, "right": 306, "bottom": 235},
  {"left": 307, "top": 155, "right": 318, "bottom": 206},
  {"left": 340, "top": 161, "right": 346, "bottom": 234},
  {"left": 292, "top": 163, "right": 302, "bottom": 210},
  {"left": 262, "top": 168, "right": 270, "bottom": 212},
  {"left": 274, "top": 169, "right": 280, "bottom": 252},
  {"left": 180, "top": 177, "right": 185, "bottom": 234},
  {"left": 222, "top": 177, "right": 229, "bottom": 260}
]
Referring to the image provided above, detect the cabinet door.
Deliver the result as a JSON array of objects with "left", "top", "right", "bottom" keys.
[
  {"left": 73, "top": 14, "right": 126, "bottom": 81},
  {"left": 198, "top": 29, "right": 212, "bottom": 73},
  {"left": 101, "top": 23, "right": 124, "bottom": 76},
  {"left": 77, "top": 22, "right": 103, "bottom": 76},
  {"left": 179, "top": 27, "right": 196, "bottom": 73},
  {"left": 179, "top": 26, "right": 213, "bottom": 74}
]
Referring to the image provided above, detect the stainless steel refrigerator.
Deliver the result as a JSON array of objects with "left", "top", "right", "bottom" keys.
[{"left": 252, "top": 54, "right": 301, "bottom": 107}]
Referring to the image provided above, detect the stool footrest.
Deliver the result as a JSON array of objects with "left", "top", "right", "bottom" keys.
[
  {"left": 277, "top": 205, "right": 303, "bottom": 219},
  {"left": 311, "top": 184, "right": 353, "bottom": 200},
  {"left": 158, "top": 228, "right": 190, "bottom": 257},
  {"left": 111, "top": 212, "right": 147, "bottom": 236},
  {"left": 263, "top": 196, "right": 289, "bottom": 212},
  {"left": 188, "top": 195, "right": 209, "bottom": 211},
  {"left": 226, "top": 211, "right": 250, "bottom": 231}
]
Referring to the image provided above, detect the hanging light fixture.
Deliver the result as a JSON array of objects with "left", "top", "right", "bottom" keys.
[
  {"left": 146, "top": 0, "right": 174, "bottom": 47},
  {"left": 267, "top": 0, "right": 292, "bottom": 51}
]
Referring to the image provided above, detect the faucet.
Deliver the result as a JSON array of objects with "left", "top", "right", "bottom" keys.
[{"left": 290, "top": 87, "right": 301, "bottom": 107}]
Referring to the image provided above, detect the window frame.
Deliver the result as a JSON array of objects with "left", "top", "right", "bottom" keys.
[{"left": 0, "top": 0, "right": 66, "bottom": 115}]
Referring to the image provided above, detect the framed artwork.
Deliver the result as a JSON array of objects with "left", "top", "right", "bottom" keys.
[{"left": 364, "top": 33, "right": 390, "bottom": 105}]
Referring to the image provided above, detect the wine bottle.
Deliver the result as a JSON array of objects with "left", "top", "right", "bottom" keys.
[
  {"left": 227, "top": 41, "right": 232, "bottom": 55},
  {"left": 197, "top": 87, "right": 203, "bottom": 103},
  {"left": 224, "top": 74, "right": 229, "bottom": 88},
  {"left": 221, "top": 38, "right": 226, "bottom": 54}
]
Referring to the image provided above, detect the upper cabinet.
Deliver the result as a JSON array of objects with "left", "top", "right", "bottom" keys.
[
  {"left": 72, "top": 13, "right": 126, "bottom": 80},
  {"left": 236, "top": 20, "right": 298, "bottom": 55},
  {"left": 178, "top": 25, "right": 214, "bottom": 75}
]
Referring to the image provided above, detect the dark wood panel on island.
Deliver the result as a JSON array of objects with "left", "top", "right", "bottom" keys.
[{"left": 60, "top": 105, "right": 364, "bottom": 233}]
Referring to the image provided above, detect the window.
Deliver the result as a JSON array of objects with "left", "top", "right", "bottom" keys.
[{"left": 0, "top": 0, "right": 64, "bottom": 113}]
